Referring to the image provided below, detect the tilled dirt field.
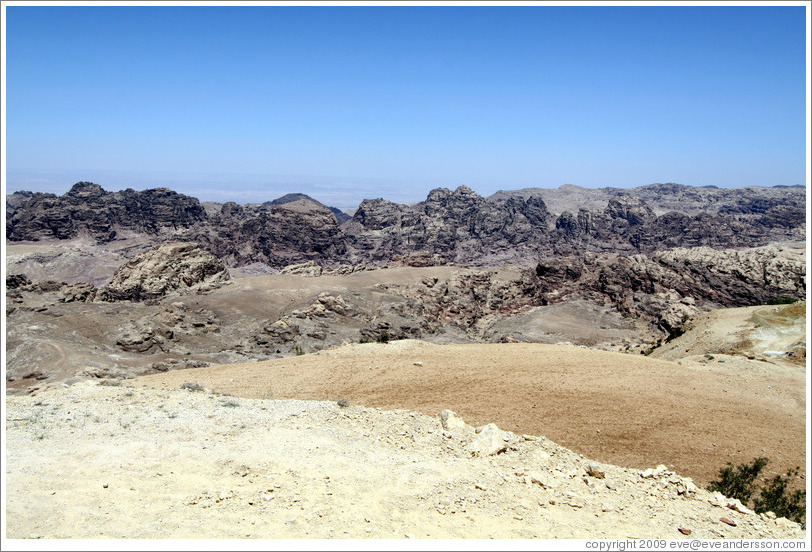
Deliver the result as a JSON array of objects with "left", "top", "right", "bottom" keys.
[{"left": 4, "top": 381, "right": 806, "bottom": 540}]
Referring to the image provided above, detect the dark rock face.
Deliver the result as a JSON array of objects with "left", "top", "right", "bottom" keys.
[
  {"left": 5, "top": 190, "right": 36, "bottom": 220},
  {"left": 551, "top": 194, "right": 804, "bottom": 256},
  {"left": 6, "top": 274, "right": 32, "bottom": 290},
  {"left": 6, "top": 182, "right": 207, "bottom": 242},
  {"left": 345, "top": 186, "right": 804, "bottom": 264},
  {"left": 114, "top": 302, "right": 221, "bottom": 353},
  {"left": 6, "top": 183, "right": 349, "bottom": 269},
  {"left": 194, "top": 200, "right": 348, "bottom": 268},
  {"left": 532, "top": 243, "right": 806, "bottom": 336},
  {"left": 343, "top": 186, "right": 553, "bottom": 264},
  {"left": 6, "top": 181, "right": 805, "bottom": 269},
  {"left": 602, "top": 183, "right": 806, "bottom": 220}
]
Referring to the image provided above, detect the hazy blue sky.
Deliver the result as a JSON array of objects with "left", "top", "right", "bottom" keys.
[{"left": 4, "top": 4, "right": 808, "bottom": 209}]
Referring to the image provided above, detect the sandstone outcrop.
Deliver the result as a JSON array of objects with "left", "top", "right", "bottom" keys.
[
  {"left": 533, "top": 242, "right": 805, "bottom": 338},
  {"left": 7, "top": 182, "right": 207, "bottom": 242},
  {"left": 492, "top": 182, "right": 806, "bottom": 219},
  {"left": 343, "top": 185, "right": 553, "bottom": 264},
  {"left": 114, "top": 302, "right": 221, "bottom": 354},
  {"left": 102, "top": 242, "right": 229, "bottom": 301},
  {"left": 59, "top": 282, "right": 99, "bottom": 303},
  {"left": 194, "top": 197, "right": 348, "bottom": 268},
  {"left": 279, "top": 260, "right": 323, "bottom": 277},
  {"left": 344, "top": 185, "right": 804, "bottom": 264},
  {"left": 6, "top": 182, "right": 805, "bottom": 269}
]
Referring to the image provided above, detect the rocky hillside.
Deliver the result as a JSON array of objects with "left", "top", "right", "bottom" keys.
[
  {"left": 101, "top": 241, "right": 230, "bottom": 301},
  {"left": 6, "top": 240, "right": 804, "bottom": 394},
  {"left": 6, "top": 182, "right": 207, "bottom": 241},
  {"left": 250, "top": 242, "right": 806, "bottom": 356},
  {"left": 6, "top": 181, "right": 806, "bottom": 268},
  {"left": 5, "top": 380, "right": 806, "bottom": 539},
  {"left": 533, "top": 242, "right": 806, "bottom": 339},
  {"left": 342, "top": 185, "right": 553, "bottom": 265},
  {"left": 491, "top": 182, "right": 807, "bottom": 218},
  {"left": 267, "top": 192, "right": 352, "bottom": 224},
  {"left": 192, "top": 197, "right": 348, "bottom": 267}
]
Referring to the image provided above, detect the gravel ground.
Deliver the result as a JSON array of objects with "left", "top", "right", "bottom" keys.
[
  {"left": 4, "top": 381, "right": 806, "bottom": 542},
  {"left": 134, "top": 340, "right": 807, "bottom": 489}
]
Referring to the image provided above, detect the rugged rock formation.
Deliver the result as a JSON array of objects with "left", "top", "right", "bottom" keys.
[
  {"left": 279, "top": 260, "right": 324, "bottom": 277},
  {"left": 6, "top": 273, "right": 32, "bottom": 289},
  {"left": 492, "top": 182, "right": 807, "bottom": 218},
  {"left": 344, "top": 185, "right": 804, "bottom": 265},
  {"left": 551, "top": 196, "right": 802, "bottom": 256},
  {"left": 192, "top": 198, "right": 348, "bottom": 268},
  {"left": 249, "top": 268, "right": 548, "bottom": 356},
  {"left": 6, "top": 181, "right": 805, "bottom": 268},
  {"left": 102, "top": 242, "right": 230, "bottom": 301},
  {"left": 59, "top": 282, "right": 99, "bottom": 303},
  {"left": 6, "top": 182, "right": 207, "bottom": 242},
  {"left": 343, "top": 185, "right": 553, "bottom": 264},
  {"left": 249, "top": 243, "right": 805, "bottom": 356},
  {"left": 5, "top": 190, "right": 36, "bottom": 219},
  {"left": 115, "top": 301, "right": 221, "bottom": 353},
  {"left": 534, "top": 242, "right": 806, "bottom": 338},
  {"left": 5, "top": 236, "right": 805, "bottom": 393},
  {"left": 267, "top": 192, "right": 352, "bottom": 224}
]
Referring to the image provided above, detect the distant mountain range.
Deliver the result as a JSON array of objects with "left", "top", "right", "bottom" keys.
[{"left": 6, "top": 181, "right": 806, "bottom": 267}]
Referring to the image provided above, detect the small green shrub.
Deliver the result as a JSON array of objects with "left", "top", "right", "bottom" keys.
[
  {"left": 220, "top": 400, "right": 240, "bottom": 408},
  {"left": 767, "top": 297, "right": 798, "bottom": 305},
  {"left": 337, "top": 398, "right": 350, "bottom": 408},
  {"left": 707, "top": 457, "right": 805, "bottom": 528},
  {"left": 707, "top": 457, "right": 768, "bottom": 503},
  {"left": 291, "top": 345, "right": 304, "bottom": 356},
  {"left": 181, "top": 382, "right": 205, "bottom": 392},
  {"left": 376, "top": 331, "right": 390, "bottom": 344},
  {"left": 753, "top": 467, "right": 806, "bottom": 526}
]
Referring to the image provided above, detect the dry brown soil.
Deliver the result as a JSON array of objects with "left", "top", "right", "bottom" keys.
[
  {"left": 5, "top": 381, "right": 806, "bottom": 540},
  {"left": 136, "top": 339, "right": 806, "bottom": 489}
]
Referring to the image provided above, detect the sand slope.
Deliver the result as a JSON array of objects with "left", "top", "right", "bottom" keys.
[
  {"left": 4, "top": 382, "right": 806, "bottom": 540},
  {"left": 135, "top": 340, "right": 806, "bottom": 488}
]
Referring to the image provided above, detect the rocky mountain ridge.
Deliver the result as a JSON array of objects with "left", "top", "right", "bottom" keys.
[
  {"left": 490, "top": 182, "right": 807, "bottom": 217},
  {"left": 6, "top": 182, "right": 207, "bottom": 242},
  {"left": 7, "top": 181, "right": 806, "bottom": 268}
]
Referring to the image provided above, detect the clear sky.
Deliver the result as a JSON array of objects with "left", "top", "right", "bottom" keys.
[{"left": 3, "top": 2, "right": 809, "bottom": 210}]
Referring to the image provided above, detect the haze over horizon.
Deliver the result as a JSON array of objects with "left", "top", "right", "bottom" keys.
[{"left": 3, "top": 3, "right": 809, "bottom": 210}]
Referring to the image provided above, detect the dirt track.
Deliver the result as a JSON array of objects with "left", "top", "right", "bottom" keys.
[{"left": 136, "top": 340, "right": 806, "bottom": 488}]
